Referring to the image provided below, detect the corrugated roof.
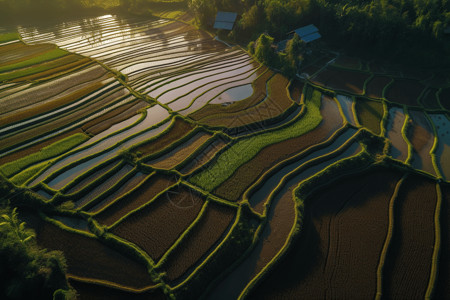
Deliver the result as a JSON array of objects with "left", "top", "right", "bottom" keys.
[
  {"left": 216, "top": 11, "right": 237, "bottom": 23},
  {"left": 214, "top": 12, "right": 237, "bottom": 30},
  {"left": 214, "top": 21, "right": 235, "bottom": 30},
  {"left": 294, "top": 24, "right": 319, "bottom": 38},
  {"left": 301, "top": 32, "right": 321, "bottom": 43}
]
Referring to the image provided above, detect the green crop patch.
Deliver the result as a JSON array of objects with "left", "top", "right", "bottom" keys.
[
  {"left": 189, "top": 89, "right": 322, "bottom": 192},
  {"left": 0, "top": 48, "right": 67, "bottom": 73},
  {"left": 0, "top": 32, "right": 20, "bottom": 43},
  {"left": 0, "top": 133, "right": 89, "bottom": 178}
]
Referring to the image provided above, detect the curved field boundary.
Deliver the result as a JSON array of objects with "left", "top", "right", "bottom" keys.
[
  {"left": 167, "top": 65, "right": 263, "bottom": 114},
  {"left": 62, "top": 159, "right": 124, "bottom": 196},
  {"left": 75, "top": 164, "right": 136, "bottom": 210},
  {"left": 139, "top": 126, "right": 206, "bottom": 162},
  {"left": 157, "top": 200, "right": 237, "bottom": 283},
  {"left": 425, "top": 183, "right": 443, "bottom": 299},
  {"left": 237, "top": 145, "right": 372, "bottom": 299},
  {"left": 42, "top": 117, "right": 171, "bottom": 191},
  {"left": 131, "top": 49, "right": 242, "bottom": 89},
  {"left": 424, "top": 112, "right": 444, "bottom": 179},
  {"left": 106, "top": 182, "right": 181, "bottom": 230},
  {"left": 155, "top": 199, "right": 211, "bottom": 268},
  {"left": 24, "top": 108, "right": 147, "bottom": 187},
  {"left": 178, "top": 137, "right": 229, "bottom": 176},
  {"left": 0, "top": 92, "right": 137, "bottom": 156},
  {"left": 0, "top": 85, "right": 129, "bottom": 144},
  {"left": 92, "top": 173, "right": 178, "bottom": 226},
  {"left": 144, "top": 55, "right": 250, "bottom": 96},
  {"left": 67, "top": 275, "right": 163, "bottom": 294},
  {"left": 0, "top": 133, "right": 88, "bottom": 178},
  {"left": 169, "top": 204, "right": 259, "bottom": 299},
  {"left": 401, "top": 107, "right": 414, "bottom": 165},
  {"left": 27, "top": 105, "right": 170, "bottom": 187},
  {"left": 243, "top": 125, "right": 350, "bottom": 211},
  {"left": 188, "top": 88, "right": 323, "bottom": 193},
  {"left": 0, "top": 78, "right": 121, "bottom": 132},
  {"left": 196, "top": 73, "right": 294, "bottom": 129},
  {"left": 144, "top": 132, "right": 214, "bottom": 170},
  {"left": 375, "top": 176, "right": 407, "bottom": 300}
]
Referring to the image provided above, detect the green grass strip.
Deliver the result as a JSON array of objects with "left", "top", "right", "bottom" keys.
[
  {"left": 0, "top": 133, "right": 89, "bottom": 178},
  {"left": 0, "top": 32, "right": 20, "bottom": 43},
  {"left": 10, "top": 160, "right": 52, "bottom": 186},
  {"left": 0, "top": 48, "right": 67, "bottom": 73},
  {"left": 424, "top": 112, "right": 444, "bottom": 179},
  {"left": 375, "top": 175, "right": 406, "bottom": 300},
  {"left": 401, "top": 106, "right": 414, "bottom": 165},
  {"left": 189, "top": 89, "right": 323, "bottom": 191},
  {"left": 425, "top": 183, "right": 443, "bottom": 299}
]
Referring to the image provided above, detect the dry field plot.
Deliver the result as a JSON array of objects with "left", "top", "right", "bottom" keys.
[
  {"left": 249, "top": 170, "right": 402, "bottom": 300},
  {"left": 383, "top": 175, "right": 437, "bottom": 299},
  {"left": 159, "top": 201, "right": 236, "bottom": 282},
  {"left": 385, "top": 79, "right": 425, "bottom": 107},
  {"left": 110, "top": 185, "right": 205, "bottom": 261},
  {"left": 435, "top": 184, "right": 450, "bottom": 299},
  {"left": 94, "top": 174, "right": 178, "bottom": 226},
  {"left": 365, "top": 75, "right": 391, "bottom": 99},
  {"left": 21, "top": 213, "right": 155, "bottom": 289},
  {"left": 311, "top": 67, "right": 370, "bottom": 95}
]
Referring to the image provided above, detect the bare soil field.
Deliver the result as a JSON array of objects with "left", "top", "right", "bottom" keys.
[
  {"left": 385, "top": 79, "right": 425, "bottom": 106},
  {"left": 434, "top": 184, "right": 450, "bottom": 299},
  {"left": 332, "top": 55, "right": 361, "bottom": 69},
  {"left": 440, "top": 88, "right": 450, "bottom": 111},
  {"left": 311, "top": 67, "right": 370, "bottom": 95},
  {"left": 384, "top": 175, "right": 437, "bottom": 299},
  {"left": 420, "top": 88, "right": 442, "bottom": 110},
  {"left": 94, "top": 174, "right": 178, "bottom": 227},
  {"left": 214, "top": 96, "right": 343, "bottom": 201},
  {"left": 365, "top": 75, "right": 391, "bottom": 99},
  {"left": 248, "top": 170, "right": 402, "bottom": 300},
  {"left": 160, "top": 201, "right": 236, "bottom": 281},
  {"left": 110, "top": 185, "right": 205, "bottom": 260},
  {"left": 20, "top": 212, "right": 155, "bottom": 289}
]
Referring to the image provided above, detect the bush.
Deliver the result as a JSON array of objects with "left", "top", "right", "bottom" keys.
[{"left": 0, "top": 207, "right": 74, "bottom": 299}]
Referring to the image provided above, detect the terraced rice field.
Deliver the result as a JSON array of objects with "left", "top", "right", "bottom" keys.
[{"left": 2, "top": 13, "right": 449, "bottom": 300}]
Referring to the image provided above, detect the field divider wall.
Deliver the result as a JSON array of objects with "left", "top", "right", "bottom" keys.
[
  {"left": 425, "top": 183, "right": 443, "bottom": 299},
  {"left": 375, "top": 175, "right": 407, "bottom": 300}
]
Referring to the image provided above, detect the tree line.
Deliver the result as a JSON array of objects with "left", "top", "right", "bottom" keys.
[{"left": 189, "top": 0, "right": 450, "bottom": 66}]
